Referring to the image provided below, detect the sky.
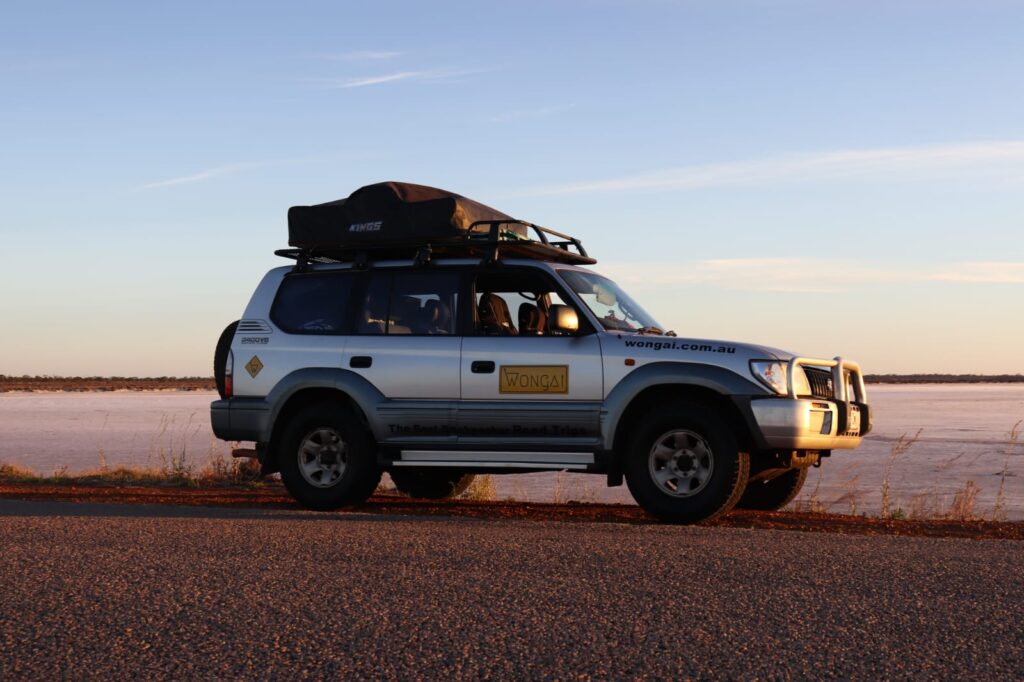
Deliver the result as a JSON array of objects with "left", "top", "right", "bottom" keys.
[{"left": 1, "top": 0, "right": 1022, "bottom": 376}]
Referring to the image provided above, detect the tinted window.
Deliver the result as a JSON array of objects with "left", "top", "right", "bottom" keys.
[
  {"left": 271, "top": 273, "right": 352, "bottom": 334},
  {"left": 355, "top": 270, "right": 461, "bottom": 335}
]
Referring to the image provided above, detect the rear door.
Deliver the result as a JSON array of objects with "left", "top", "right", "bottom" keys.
[
  {"left": 458, "top": 267, "right": 604, "bottom": 455},
  {"left": 342, "top": 268, "right": 464, "bottom": 447}
]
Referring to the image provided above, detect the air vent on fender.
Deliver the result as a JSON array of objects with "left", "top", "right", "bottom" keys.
[{"left": 237, "top": 319, "right": 272, "bottom": 334}]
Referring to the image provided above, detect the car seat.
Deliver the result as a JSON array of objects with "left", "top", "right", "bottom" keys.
[
  {"left": 518, "top": 303, "right": 546, "bottom": 336},
  {"left": 478, "top": 293, "right": 518, "bottom": 336},
  {"left": 423, "top": 299, "right": 452, "bottom": 334}
]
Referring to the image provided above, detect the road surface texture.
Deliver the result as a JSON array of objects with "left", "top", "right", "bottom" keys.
[{"left": 0, "top": 500, "right": 1021, "bottom": 680}]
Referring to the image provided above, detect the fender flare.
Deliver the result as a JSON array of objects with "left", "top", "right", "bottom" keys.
[
  {"left": 601, "top": 362, "right": 769, "bottom": 450},
  {"left": 262, "top": 367, "right": 387, "bottom": 442}
]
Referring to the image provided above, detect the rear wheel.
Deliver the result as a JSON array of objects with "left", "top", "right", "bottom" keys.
[
  {"left": 624, "top": 402, "right": 749, "bottom": 524},
  {"left": 389, "top": 470, "right": 475, "bottom": 499},
  {"left": 737, "top": 466, "right": 808, "bottom": 511},
  {"left": 278, "top": 403, "right": 381, "bottom": 511}
]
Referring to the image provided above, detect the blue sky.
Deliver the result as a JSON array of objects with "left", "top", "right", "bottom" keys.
[{"left": 1, "top": 1, "right": 1022, "bottom": 375}]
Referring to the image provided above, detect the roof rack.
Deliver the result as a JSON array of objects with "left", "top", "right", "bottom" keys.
[{"left": 275, "top": 219, "right": 596, "bottom": 269}]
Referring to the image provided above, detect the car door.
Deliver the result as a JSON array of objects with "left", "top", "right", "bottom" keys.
[
  {"left": 342, "top": 267, "right": 464, "bottom": 447},
  {"left": 458, "top": 266, "right": 604, "bottom": 454}
]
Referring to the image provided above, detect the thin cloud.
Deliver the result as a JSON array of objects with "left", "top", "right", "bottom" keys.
[
  {"left": 141, "top": 162, "right": 263, "bottom": 189},
  {"left": 308, "top": 68, "right": 486, "bottom": 89},
  {"left": 512, "top": 141, "right": 1024, "bottom": 196},
  {"left": 335, "top": 71, "right": 423, "bottom": 88},
  {"left": 140, "top": 152, "right": 373, "bottom": 190},
  {"left": 490, "top": 104, "right": 576, "bottom": 123},
  {"left": 600, "top": 259, "right": 1024, "bottom": 294}
]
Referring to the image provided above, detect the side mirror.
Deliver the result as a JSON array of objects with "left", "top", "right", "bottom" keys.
[{"left": 548, "top": 305, "right": 579, "bottom": 334}]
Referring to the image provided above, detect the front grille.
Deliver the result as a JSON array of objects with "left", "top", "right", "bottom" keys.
[{"left": 803, "top": 367, "right": 834, "bottom": 399}]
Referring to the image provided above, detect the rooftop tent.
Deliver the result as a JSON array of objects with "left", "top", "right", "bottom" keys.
[{"left": 287, "top": 181, "right": 524, "bottom": 250}]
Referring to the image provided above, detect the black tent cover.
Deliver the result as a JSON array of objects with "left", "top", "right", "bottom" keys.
[{"left": 287, "top": 181, "right": 525, "bottom": 251}]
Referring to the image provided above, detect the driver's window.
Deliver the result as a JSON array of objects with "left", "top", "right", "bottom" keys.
[{"left": 473, "top": 271, "right": 570, "bottom": 337}]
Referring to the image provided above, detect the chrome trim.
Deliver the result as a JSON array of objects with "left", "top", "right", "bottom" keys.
[
  {"left": 786, "top": 356, "right": 868, "bottom": 403},
  {"left": 391, "top": 461, "right": 590, "bottom": 470},
  {"left": 400, "top": 450, "right": 594, "bottom": 465}
]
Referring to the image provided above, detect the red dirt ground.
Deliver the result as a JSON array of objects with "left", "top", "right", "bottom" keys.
[{"left": 1, "top": 483, "right": 1020, "bottom": 540}]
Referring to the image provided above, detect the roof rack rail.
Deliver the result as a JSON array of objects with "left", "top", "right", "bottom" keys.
[{"left": 275, "top": 219, "right": 596, "bottom": 269}]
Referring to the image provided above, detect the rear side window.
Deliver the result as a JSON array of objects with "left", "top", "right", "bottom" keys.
[
  {"left": 271, "top": 273, "right": 352, "bottom": 334},
  {"left": 355, "top": 270, "right": 461, "bottom": 335}
]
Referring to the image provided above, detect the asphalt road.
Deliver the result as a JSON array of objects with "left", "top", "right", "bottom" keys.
[{"left": 0, "top": 501, "right": 1021, "bottom": 680}]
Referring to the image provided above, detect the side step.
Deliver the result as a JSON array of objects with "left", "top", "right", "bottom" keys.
[{"left": 393, "top": 450, "right": 594, "bottom": 470}]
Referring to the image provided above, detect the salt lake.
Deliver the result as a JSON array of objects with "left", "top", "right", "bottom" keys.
[{"left": 1, "top": 384, "right": 1021, "bottom": 518}]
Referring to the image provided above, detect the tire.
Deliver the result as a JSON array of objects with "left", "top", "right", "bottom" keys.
[
  {"left": 278, "top": 403, "right": 381, "bottom": 511},
  {"left": 389, "top": 470, "right": 475, "bottom": 500},
  {"left": 624, "top": 402, "right": 749, "bottom": 524},
  {"left": 213, "top": 321, "right": 239, "bottom": 399},
  {"left": 736, "top": 466, "right": 808, "bottom": 511}
]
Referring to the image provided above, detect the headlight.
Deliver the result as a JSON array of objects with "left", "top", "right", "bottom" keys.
[{"left": 750, "top": 360, "right": 793, "bottom": 395}]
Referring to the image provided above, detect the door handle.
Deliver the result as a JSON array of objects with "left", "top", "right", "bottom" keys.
[
  {"left": 471, "top": 361, "right": 495, "bottom": 374},
  {"left": 350, "top": 356, "right": 372, "bottom": 369}
]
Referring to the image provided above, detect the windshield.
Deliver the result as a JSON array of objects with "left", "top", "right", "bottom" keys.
[{"left": 559, "top": 270, "right": 664, "bottom": 333}]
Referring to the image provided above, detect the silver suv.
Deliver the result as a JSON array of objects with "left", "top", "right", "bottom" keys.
[{"left": 211, "top": 198, "right": 870, "bottom": 523}]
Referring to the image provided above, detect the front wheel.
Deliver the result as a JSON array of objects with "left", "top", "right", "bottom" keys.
[
  {"left": 624, "top": 402, "right": 749, "bottom": 524},
  {"left": 736, "top": 466, "right": 808, "bottom": 511},
  {"left": 389, "top": 470, "right": 475, "bottom": 499},
  {"left": 278, "top": 403, "right": 381, "bottom": 511}
]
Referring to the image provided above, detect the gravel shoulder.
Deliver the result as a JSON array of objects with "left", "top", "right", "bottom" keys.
[{"left": 0, "top": 498, "right": 1021, "bottom": 680}]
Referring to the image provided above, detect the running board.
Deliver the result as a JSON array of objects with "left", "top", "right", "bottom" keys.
[{"left": 393, "top": 450, "right": 594, "bottom": 470}]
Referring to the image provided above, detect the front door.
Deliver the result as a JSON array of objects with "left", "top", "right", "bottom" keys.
[{"left": 459, "top": 268, "right": 604, "bottom": 451}]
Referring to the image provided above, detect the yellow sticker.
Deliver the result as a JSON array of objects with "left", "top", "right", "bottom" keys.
[
  {"left": 499, "top": 365, "right": 568, "bottom": 394},
  {"left": 245, "top": 355, "right": 264, "bottom": 378}
]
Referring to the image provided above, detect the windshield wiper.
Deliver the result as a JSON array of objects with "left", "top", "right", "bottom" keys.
[{"left": 635, "top": 326, "right": 664, "bottom": 335}]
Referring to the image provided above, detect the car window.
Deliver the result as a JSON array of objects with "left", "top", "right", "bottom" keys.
[
  {"left": 559, "top": 269, "right": 662, "bottom": 333},
  {"left": 355, "top": 270, "right": 460, "bottom": 335},
  {"left": 271, "top": 272, "right": 352, "bottom": 334},
  {"left": 473, "top": 270, "right": 571, "bottom": 337}
]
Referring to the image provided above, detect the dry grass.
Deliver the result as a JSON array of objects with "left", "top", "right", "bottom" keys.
[
  {"left": 797, "top": 422, "right": 1022, "bottom": 522},
  {"left": 946, "top": 480, "right": 982, "bottom": 521},
  {"left": 460, "top": 475, "right": 496, "bottom": 501},
  {"left": 0, "top": 463, "right": 43, "bottom": 484},
  {"left": 551, "top": 473, "right": 566, "bottom": 505},
  {"left": 992, "top": 420, "right": 1020, "bottom": 521},
  {"left": 791, "top": 466, "right": 827, "bottom": 514},
  {"left": 880, "top": 429, "right": 921, "bottom": 518},
  {"left": 375, "top": 477, "right": 399, "bottom": 496},
  {"left": 0, "top": 454, "right": 264, "bottom": 489}
]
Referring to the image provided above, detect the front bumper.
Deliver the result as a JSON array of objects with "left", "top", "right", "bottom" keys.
[
  {"left": 749, "top": 397, "right": 869, "bottom": 450},
  {"left": 210, "top": 398, "right": 271, "bottom": 442}
]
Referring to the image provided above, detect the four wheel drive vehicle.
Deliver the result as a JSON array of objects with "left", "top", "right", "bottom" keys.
[{"left": 211, "top": 181, "right": 871, "bottom": 523}]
